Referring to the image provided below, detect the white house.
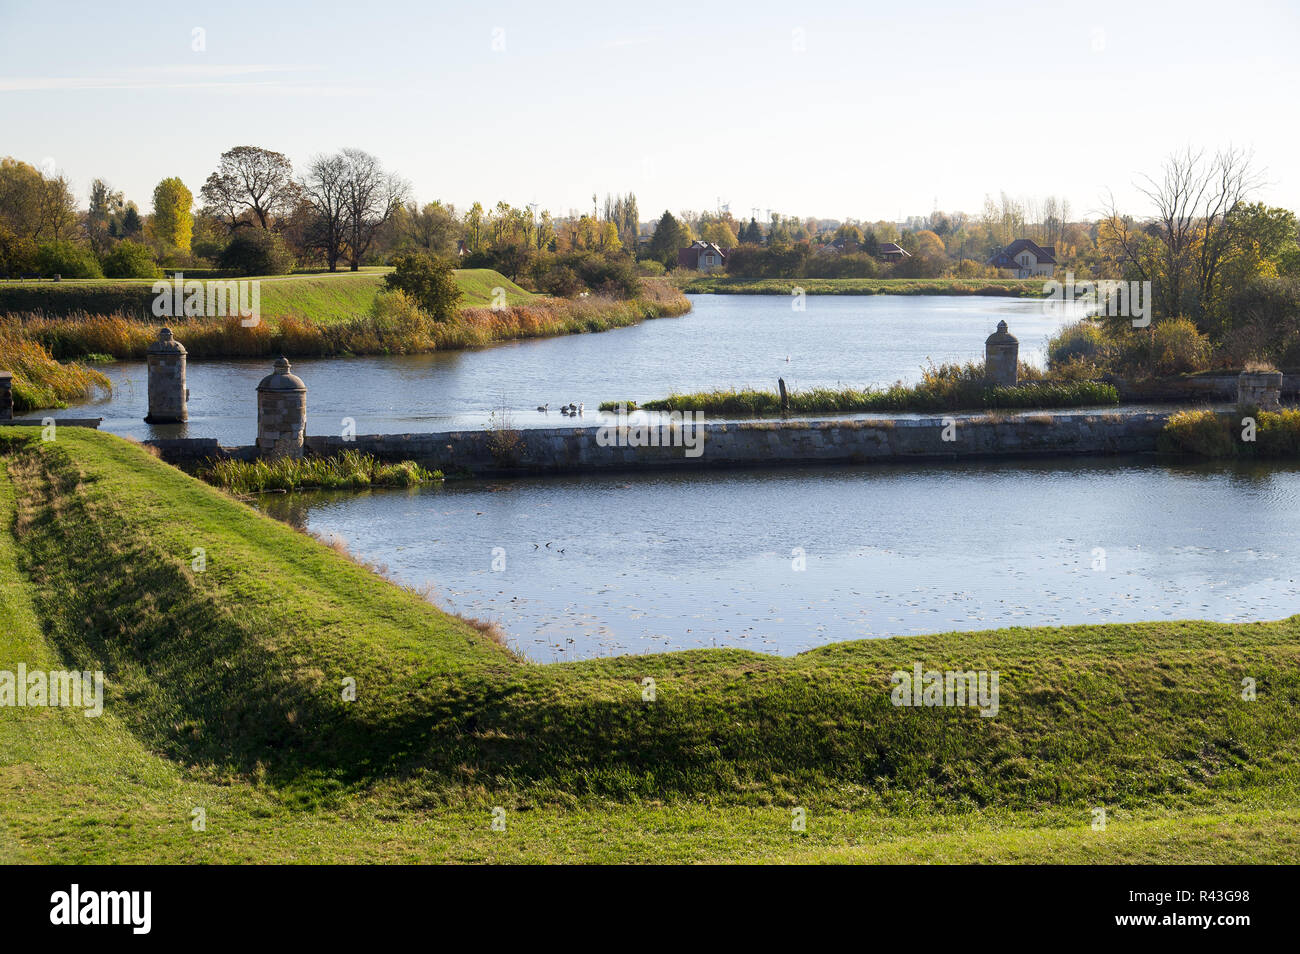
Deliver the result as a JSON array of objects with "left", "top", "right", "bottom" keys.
[{"left": 987, "top": 239, "right": 1057, "bottom": 278}]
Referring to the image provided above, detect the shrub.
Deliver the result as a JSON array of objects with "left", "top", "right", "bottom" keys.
[
  {"left": 0, "top": 224, "right": 38, "bottom": 277},
  {"left": 1222, "top": 276, "right": 1300, "bottom": 367},
  {"left": 352, "top": 290, "right": 431, "bottom": 353},
  {"left": 191, "top": 238, "right": 225, "bottom": 265},
  {"left": 540, "top": 265, "right": 583, "bottom": 298},
  {"left": 217, "top": 229, "right": 295, "bottom": 276},
  {"left": 547, "top": 250, "right": 640, "bottom": 299},
  {"left": 1159, "top": 408, "right": 1300, "bottom": 458},
  {"left": 34, "top": 241, "right": 103, "bottom": 279},
  {"left": 100, "top": 240, "right": 160, "bottom": 279},
  {"left": 1048, "top": 320, "right": 1108, "bottom": 367},
  {"left": 384, "top": 251, "right": 462, "bottom": 320},
  {"left": 1150, "top": 317, "right": 1212, "bottom": 375}
]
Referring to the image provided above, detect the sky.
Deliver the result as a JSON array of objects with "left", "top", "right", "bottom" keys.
[{"left": 1, "top": 0, "right": 1298, "bottom": 225}]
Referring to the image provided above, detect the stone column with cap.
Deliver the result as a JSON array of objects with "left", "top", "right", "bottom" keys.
[
  {"left": 256, "top": 357, "right": 307, "bottom": 459},
  {"left": 984, "top": 320, "right": 1019, "bottom": 387},
  {"left": 0, "top": 371, "right": 13, "bottom": 421},
  {"left": 145, "top": 327, "right": 188, "bottom": 423}
]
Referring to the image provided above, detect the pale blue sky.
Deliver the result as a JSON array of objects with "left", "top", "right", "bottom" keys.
[{"left": 1, "top": 0, "right": 1297, "bottom": 223}]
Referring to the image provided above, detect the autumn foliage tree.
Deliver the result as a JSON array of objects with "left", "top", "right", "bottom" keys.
[{"left": 151, "top": 177, "right": 194, "bottom": 254}]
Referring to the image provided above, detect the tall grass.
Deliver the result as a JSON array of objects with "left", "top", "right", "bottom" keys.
[
  {"left": 0, "top": 279, "right": 690, "bottom": 361},
  {"left": 1159, "top": 408, "right": 1300, "bottom": 458},
  {"left": 607, "top": 362, "right": 1119, "bottom": 415},
  {"left": 0, "top": 328, "right": 111, "bottom": 412},
  {"left": 200, "top": 450, "right": 440, "bottom": 494},
  {"left": 1048, "top": 317, "right": 1214, "bottom": 378}
]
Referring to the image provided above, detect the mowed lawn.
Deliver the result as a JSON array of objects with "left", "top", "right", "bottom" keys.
[{"left": 1, "top": 428, "right": 1298, "bottom": 864}]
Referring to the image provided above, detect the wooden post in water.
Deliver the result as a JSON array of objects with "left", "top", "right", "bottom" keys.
[{"left": 778, "top": 377, "right": 789, "bottom": 412}]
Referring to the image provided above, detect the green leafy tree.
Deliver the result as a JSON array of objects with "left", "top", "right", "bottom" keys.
[
  {"left": 35, "top": 240, "right": 103, "bottom": 278},
  {"left": 217, "top": 229, "right": 295, "bottom": 276},
  {"left": 647, "top": 211, "right": 688, "bottom": 268},
  {"left": 384, "top": 250, "right": 463, "bottom": 321},
  {"left": 121, "top": 205, "right": 143, "bottom": 238},
  {"left": 100, "top": 239, "right": 160, "bottom": 278},
  {"left": 0, "top": 224, "right": 38, "bottom": 275},
  {"left": 151, "top": 177, "right": 194, "bottom": 253}
]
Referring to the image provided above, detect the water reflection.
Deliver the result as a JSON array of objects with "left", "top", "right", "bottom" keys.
[
  {"left": 61, "top": 294, "right": 1075, "bottom": 444},
  {"left": 254, "top": 456, "right": 1300, "bottom": 661}
]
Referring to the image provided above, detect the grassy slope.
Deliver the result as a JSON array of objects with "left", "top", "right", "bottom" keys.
[
  {"left": 1, "top": 428, "right": 1298, "bottom": 863},
  {"left": 0, "top": 268, "right": 535, "bottom": 322},
  {"left": 452, "top": 268, "right": 535, "bottom": 308}
]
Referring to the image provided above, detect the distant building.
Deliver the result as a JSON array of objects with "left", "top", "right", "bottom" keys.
[
  {"left": 875, "top": 242, "right": 911, "bottom": 263},
  {"left": 819, "top": 237, "right": 860, "bottom": 255},
  {"left": 987, "top": 239, "right": 1057, "bottom": 278},
  {"left": 677, "top": 240, "right": 728, "bottom": 272}
]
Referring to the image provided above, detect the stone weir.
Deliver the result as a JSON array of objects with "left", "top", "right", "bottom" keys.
[{"left": 148, "top": 409, "right": 1174, "bottom": 477}]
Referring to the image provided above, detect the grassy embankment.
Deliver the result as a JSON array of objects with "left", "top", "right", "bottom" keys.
[
  {"left": 0, "top": 270, "right": 690, "bottom": 413},
  {"left": 679, "top": 276, "right": 1048, "bottom": 296},
  {"left": 1, "top": 428, "right": 1298, "bottom": 863}
]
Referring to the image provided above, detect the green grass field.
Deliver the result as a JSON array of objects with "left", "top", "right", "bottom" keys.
[
  {"left": 1, "top": 428, "right": 1297, "bottom": 863},
  {"left": 0, "top": 268, "right": 535, "bottom": 322},
  {"left": 679, "top": 276, "right": 1048, "bottom": 296}
]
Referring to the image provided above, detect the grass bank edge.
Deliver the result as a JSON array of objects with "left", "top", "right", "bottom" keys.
[
  {"left": 679, "top": 276, "right": 1048, "bottom": 296},
  {"left": 2, "top": 427, "right": 1298, "bottom": 818},
  {"left": 0, "top": 273, "right": 689, "bottom": 413}
]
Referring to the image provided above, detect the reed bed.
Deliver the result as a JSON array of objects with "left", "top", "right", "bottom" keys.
[
  {"left": 1159, "top": 407, "right": 1300, "bottom": 458},
  {"left": 0, "top": 328, "right": 111, "bottom": 412},
  {"left": 604, "top": 371, "right": 1119, "bottom": 416},
  {"left": 199, "top": 450, "right": 440, "bottom": 494}
]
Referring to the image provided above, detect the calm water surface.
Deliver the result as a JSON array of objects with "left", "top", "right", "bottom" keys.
[
  {"left": 59, "top": 294, "right": 1077, "bottom": 444},
  {"left": 258, "top": 457, "right": 1300, "bottom": 662}
]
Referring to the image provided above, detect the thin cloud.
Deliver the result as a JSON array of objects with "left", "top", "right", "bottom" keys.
[{"left": 0, "top": 64, "right": 331, "bottom": 92}]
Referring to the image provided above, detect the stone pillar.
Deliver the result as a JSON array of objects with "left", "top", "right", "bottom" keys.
[
  {"left": 256, "top": 357, "right": 307, "bottom": 459},
  {"left": 1237, "top": 370, "right": 1283, "bottom": 410},
  {"left": 985, "top": 320, "right": 1019, "bottom": 387},
  {"left": 145, "top": 327, "right": 188, "bottom": 423},
  {"left": 0, "top": 371, "right": 13, "bottom": 420}
]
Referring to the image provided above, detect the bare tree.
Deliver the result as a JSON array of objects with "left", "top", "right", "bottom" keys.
[
  {"left": 1132, "top": 147, "right": 1260, "bottom": 320},
  {"left": 339, "top": 148, "right": 407, "bottom": 271},
  {"left": 300, "top": 153, "right": 349, "bottom": 271},
  {"left": 1100, "top": 148, "right": 1261, "bottom": 323},
  {"left": 200, "top": 146, "right": 300, "bottom": 230}
]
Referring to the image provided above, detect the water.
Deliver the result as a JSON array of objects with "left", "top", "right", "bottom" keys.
[
  {"left": 257, "top": 457, "right": 1300, "bottom": 662},
  {"left": 55, "top": 294, "right": 1078, "bottom": 445}
]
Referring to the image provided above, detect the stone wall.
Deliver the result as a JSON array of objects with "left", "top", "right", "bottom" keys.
[
  {"left": 1112, "top": 372, "right": 1298, "bottom": 403},
  {"left": 151, "top": 410, "right": 1173, "bottom": 476}
]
